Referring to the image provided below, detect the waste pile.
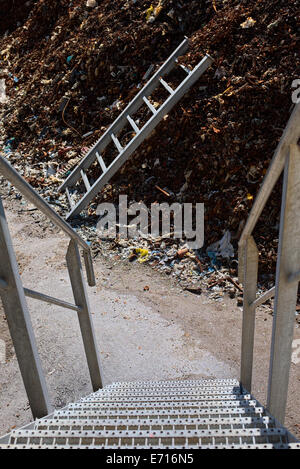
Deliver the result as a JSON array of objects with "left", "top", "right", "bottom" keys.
[
  {"left": 0, "top": 0, "right": 34, "bottom": 35},
  {"left": 0, "top": 0, "right": 299, "bottom": 301}
]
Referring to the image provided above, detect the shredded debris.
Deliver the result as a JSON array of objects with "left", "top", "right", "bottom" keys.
[{"left": 0, "top": 0, "right": 299, "bottom": 302}]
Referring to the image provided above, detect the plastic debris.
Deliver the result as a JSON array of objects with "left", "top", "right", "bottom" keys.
[
  {"left": 240, "top": 17, "right": 256, "bottom": 28},
  {"left": 207, "top": 230, "right": 234, "bottom": 260},
  {"left": 66, "top": 55, "right": 74, "bottom": 64},
  {"left": 0, "top": 79, "right": 7, "bottom": 103},
  {"left": 177, "top": 248, "right": 189, "bottom": 259},
  {"left": 143, "top": 65, "right": 155, "bottom": 81},
  {"left": 86, "top": 0, "right": 97, "bottom": 8},
  {"left": 145, "top": 5, "right": 154, "bottom": 22},
  {"left": 133, "top": 248, "right": 150, "bottom": 263}
]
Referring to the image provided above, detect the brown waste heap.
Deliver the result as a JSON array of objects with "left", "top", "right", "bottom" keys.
[{"left": 0, "top": 0, "right": 299, "bottom": 280}]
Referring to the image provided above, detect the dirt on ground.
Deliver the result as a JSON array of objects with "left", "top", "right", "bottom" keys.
[{"left": 0, "top": 191, "right": 299, "bottom": 439}]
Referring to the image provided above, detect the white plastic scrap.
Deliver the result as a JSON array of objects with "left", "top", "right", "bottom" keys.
[
  {"left": 240, "top": 17, "right": 256, "bottom": 29},
  {"left": 207, "top": 230, "right": 234, "bottom": 259},
  {"left": 0, "top": 79, "right": 7, "bottom": 103},
  {"left": 86, "top": 0, "right": 97, "bottom": 8}
]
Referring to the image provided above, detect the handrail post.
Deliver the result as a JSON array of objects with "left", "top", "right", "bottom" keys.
[
  {"left": 0, "top": 197, "right": 51, "bottom": 419},
  {"left": 267, "top": 144, "right": 300, "bottom": 424},
  {"left": 238, "top": 243, "right": 246, "bottom": 284},
  {"left": 240, "top": 236, "right": 259, "bottom": 392},
  {"left": 66, "top": 240, "right": 103, "bottom": 391}
]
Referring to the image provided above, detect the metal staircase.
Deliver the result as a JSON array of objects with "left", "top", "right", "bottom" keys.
[
  {"left": 1, "top": 379, "right": 299, "bottom": 449},
  {"left": 0, "top": 98, "right": 300, "bottom": 448},
  {"left": 58, "top": 38, "right": 213, "bottom": 220}
]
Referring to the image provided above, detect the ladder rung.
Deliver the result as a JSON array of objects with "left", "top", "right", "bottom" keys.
[
  {"left": 111, "top": 133, "right": 123, "bottom": 153},
  {"left": 178, "top": 62, "right": 192, "bottom": 75},
  {"left": 80, "top": 170, "right": 90, "bottom": 191},
  {"left": 96, "top": 152, "right": 107, "bottom": 173},
  {"left": 65, "top": 187, "right": 74, "bottom": 208},
  {"left": 143, "top": 96, "right": 157, "bottom": 115},
  {"left": 126, "top": 115, "right": 140, "bottom": 134},
  {"left": 159, "top": 77, "right": 174, "bottom": 95}
]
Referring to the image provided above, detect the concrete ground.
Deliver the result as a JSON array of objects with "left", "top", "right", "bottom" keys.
[{"left": 0, "top": 194, "right": 299, "bottom": 439}]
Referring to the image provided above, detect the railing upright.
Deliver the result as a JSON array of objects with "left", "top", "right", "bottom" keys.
[
  {"left": 0, "top": 156, "right": 104, "bottom": 419},
  {"left": 239, "top": 100, "right": 300, "bottom": 425},
  {"left": 66, "top": 240, "right": 103, "bottom": 391},
  {"left": 267, "top": 144, "right": 300, "bottom": 423},
  {"left": 0, "top": 197, "right": 52, "bottom": 418},
  {"left": 240, "top": 236, "right": 258, "bottom": 393}
]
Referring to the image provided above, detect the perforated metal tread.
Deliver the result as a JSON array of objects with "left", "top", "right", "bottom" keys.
[
  {"left": 0, "top": 379, "right": 298, "bottom": 449},
  {"left": 8, "top": 428, "right": 288, "bottom": 447},
  {"left": 33, "top": 416, "right": 276, "bottom": 431},
  {"left": 68, "top": 399, "right": 259, "bottom": 410},
  {"left": 53, "top": 406, "right": 266, "bottom": 419},
  {"left": 106, "top": 379, "right": 240, "bottom": 389},
  {"left": 1, "top": 443, "right": 300, "bottom": 450},
  {"left": 91, "top": 387, "right": 245, "bottom": 398}
]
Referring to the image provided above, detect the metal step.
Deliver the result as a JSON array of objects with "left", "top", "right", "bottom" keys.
[
  {"left": 103, "top": 386, "right": 242, "bottom": 393},
  {"left": 68, "top": 399, "right": 259, "bottom": 411},
  {"left": 0, "top": 379, "right": 298, "bottom": 449},
  {"left": 105, "top": 379, "right": 240, "bottom": 389},
  {"left": 58, "top": 38, "right": 213, "bottom": 219},
  {"left": 53, "top": 406, "right": 266, "bottom": 420},
  {"left": 92, "top": 388, "right": 249, "bottom": 396},
  {"left": 1, "top": 443, "right": 300, "bottom": 450},
  {"left": 8, "top": 427, "right": 288, "bottom": 447},
  {"left": 95, "top": 385, "right": 244, "bottom": 396},
  {"left": 33, "top": 416, "right": 276, "bottom": 432},
  {"left": 80, "top": 394, "right": 252, "bottom": 403}
]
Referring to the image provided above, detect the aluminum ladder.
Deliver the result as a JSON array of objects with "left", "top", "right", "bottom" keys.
[
  {"left": 58, "top": 38, "right": 213, "bottom": 220},
  {"left": 0, "top": 379, "right": 299, "bottom": 449}
]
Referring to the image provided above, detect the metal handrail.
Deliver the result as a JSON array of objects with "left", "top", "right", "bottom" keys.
[
  {"left": 251, "top": 286, "right": 276, "bottom": 309},
  {"left": 0, "top": 159, "right": 104, "bottom": 419},
  {"left": 239, "top": 103, "right": 300, "bottom": 250},
  {"left": 238, "top": 99, "right": 300, "bottom": 425},
  {"left": 0, "top": 155, "right": 95, "bottom": 286},
  {"left": 24, "top": 287, "right": 82, "bottom": 313},
  {"left": 238, "top": 103, "right": 300, "bottom": 308}
]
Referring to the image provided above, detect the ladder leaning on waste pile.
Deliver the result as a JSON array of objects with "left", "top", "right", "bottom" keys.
[{"left": 58, "top": 38, "right": 214, "bottom": 220}]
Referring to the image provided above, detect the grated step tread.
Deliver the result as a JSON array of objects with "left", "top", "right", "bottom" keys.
[
  {"left": 1, "top": 379, "right": 298, "bottom": 449},
  {"left": 1, "top": 443, "right": 300, "bottom": 450}
]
